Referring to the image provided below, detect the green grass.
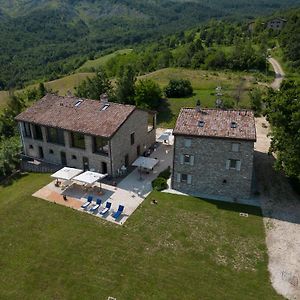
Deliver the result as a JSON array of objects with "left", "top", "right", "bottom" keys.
[
  {"left": 44, "top": 72, "right": 95, "bottom": 95},
  {"left": 141, "top": 68, "right": 257, "bottom": 127},
  {"left": 0, "top": 173, "right": 281, "bottom": 300},
  {"left": 77, "top": 49, "right": 133, "bottom": 72}
]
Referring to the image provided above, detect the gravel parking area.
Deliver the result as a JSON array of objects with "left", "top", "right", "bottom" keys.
[{"left": 255, "top": 117, "right": 300, "bottom": 300}]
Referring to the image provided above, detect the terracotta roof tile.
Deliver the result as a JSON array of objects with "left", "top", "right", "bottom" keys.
[
  {"left": 15, "top": 94, "right": 136, "bottom": 138},
  {"left": 173, "top": 108, "right": 256, "bottom": 141}
]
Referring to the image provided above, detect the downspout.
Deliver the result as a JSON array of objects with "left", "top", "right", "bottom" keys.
[
  {"left": 109, "top": 139, "right": 113, "bottom": 177},
  {"left": 18, "top": 122, "right": 27, "bottom": 156}
]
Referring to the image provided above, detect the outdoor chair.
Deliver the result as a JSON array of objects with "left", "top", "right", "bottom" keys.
[
  {"left": 100, "top": 201, "right": 112, "bottom": 216},
  {"left": 90, "top": 198, "right": 102, "bottom": 212},
  {"left": 81, "top": 195, "right": 93, "bottom": 209},
  {"left": 112, "top": 205, "right": 124, "bottom": 220}
]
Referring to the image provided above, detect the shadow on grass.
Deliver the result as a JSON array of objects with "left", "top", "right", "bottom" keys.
[
  {"left": 200, "top": 198, "right": 263, "bottom": 217},
  {"left": 157, "top": 98, "right": 175, "bottom": 126},
  {"left": 0, "top": 171, "right": 29, "bottom": 187}
]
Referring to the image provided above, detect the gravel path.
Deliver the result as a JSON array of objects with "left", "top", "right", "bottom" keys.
[
  {"left": 255, "top": 117, "right": 300, "bottom": 300},
  {"left": 268, "top": 57, "right": 285, "bottom": 90}
]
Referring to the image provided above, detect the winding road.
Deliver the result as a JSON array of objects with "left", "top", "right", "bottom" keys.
[{"left": 268, "top": 57, "right": 285, "bottom": 90}]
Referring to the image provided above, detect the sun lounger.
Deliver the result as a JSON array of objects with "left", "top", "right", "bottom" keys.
[
  {"left": 90, "top": 198, "right": 102, "bottom": 212},
  {"left": 112, "top": 205, "right": 124, "bottom": 220},
  {"left": 100, "top": 202, "right": 111, "bottom": 215},
  {"left": 81, "top": 195, "right": 93, "bottom": 209}
]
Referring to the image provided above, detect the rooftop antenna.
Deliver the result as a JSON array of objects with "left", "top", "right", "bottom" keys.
[
  {"left": 215, "top": 85, "right": 223, "bottom": 108},
  {"left": 195, "top": 99, "right": 201, "bottom": 112}
]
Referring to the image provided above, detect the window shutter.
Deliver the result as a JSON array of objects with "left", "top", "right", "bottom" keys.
[
  {"left": 180, "top": 154, "right": 184, "bottom": 164},
  {"left": 176, "top": 173, "right": 181, "bottom": 183},
  {"left": 226, "top": 160, "right": 230, "bottom": 170},
  {"left": 190, "top": 155, "right": 194, "bottom": 166},
  {"left": 236, "top": 160, "right": 241, "bottom": 171},
  {"left": 187, "top": 175, "right": 192, "bottom": 184}
]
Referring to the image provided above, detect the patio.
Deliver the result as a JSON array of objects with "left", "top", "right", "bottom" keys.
[{"left": 33, "top": 139, "right": 174, "bottom": 225}]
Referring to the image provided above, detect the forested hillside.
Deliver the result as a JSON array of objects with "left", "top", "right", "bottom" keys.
[{"left": 0, "top": 0, "right": 298, "bottom": 90}]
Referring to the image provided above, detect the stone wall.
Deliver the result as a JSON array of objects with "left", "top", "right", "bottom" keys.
[
  {"left": 172, "top": 135, "right": 254, "bottom": 199},
  {"left": 110, "top": 109, "right": 156, "bottom": 176},
  {"left": 18, "top": 109, "right": 156, "bottom": 177}
]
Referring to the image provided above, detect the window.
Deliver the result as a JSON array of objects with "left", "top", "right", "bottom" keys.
[
  {"left": 93, "top": 136, "right": 109, "bottom": 155},
  {"left": 71, "top": 155, "right": 77, "bottom": 160},
  {"left": 231, "top": 143, "right": 240, "bottom": 152},
  {"left": 184, "top": 154, "right": 190, "bottom": 163},
  {"left": 49, "top": 149, "right": 54, "bottom": 154},
  {"left": 181, "top": 174, "right": 188, "bottom": 182},
  {"left": 180, "top": 154, "right": 194, "bottom": 165},
  {"left": 198, "top": 120, "right": 205, "bottom": 127},
  {"left": 71, "top": 132, "right": 85, "bottom": 149},
  {"left": 184, "top": 139, "right": 192, "bottom": 148},
  {"left": 29, "top": 145, "right": 34, "bottom": 149},
  {"left": 176, "top": 173, "right": 192, "bottom": 184},
  {"left": 130, "top": 132, "right": 135, "bottom": 145},
  {"left": 47, "top": 127, "right": 65, "bottom": 145},
  {"left": 33, "top": 125, "right": 43, "bottom": 140},
  {"left": 226, "top": 159, "right": 241, "bottom": 171},
  {"left": 23, "top": 122, "right": 32, "bottom": 138}
]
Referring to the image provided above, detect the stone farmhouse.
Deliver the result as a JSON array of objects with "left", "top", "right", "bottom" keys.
[
  {"left": 15, "top": 94, "right": 156, "bottom": 177},
  {"left": 172, "top": 108, "right": 256, "bottom": 200},
  {"left": 267, "top": 18, "right": 287, "bottom": 30}
]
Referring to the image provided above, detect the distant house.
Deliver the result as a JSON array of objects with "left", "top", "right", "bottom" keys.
[
  {"left": 15, "top": 94, "right": 156, "bottom": 176},
  {"left": 267, "top": 18, "right": 287, "bottom": 30},
  {"left": 172, "top": 107, "right": 256, "bottom": 200}
]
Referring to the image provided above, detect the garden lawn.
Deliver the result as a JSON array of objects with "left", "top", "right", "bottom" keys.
[
  {"left": 142, "top": 68, "right": 256, "bottom": 127},
  {"left": 0, "top": 173, "right": 281, "bottom": 300}
]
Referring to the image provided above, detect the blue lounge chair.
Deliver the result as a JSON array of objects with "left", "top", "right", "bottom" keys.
[
  {"left": 112, "top": 205, "right": 124, "bottom": 220},
  {"left": 90, "top": 198, "right": 102, "bottom": 212},
  {"left": 100, "top": 202, "right": 111, "bottom": 216},
  {"left": 81, "top": 195, "right": 93, "bottom": 209}
]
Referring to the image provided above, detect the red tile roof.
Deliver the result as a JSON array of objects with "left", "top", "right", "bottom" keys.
[
  {"left": 173, "top": 108, "right": 256, "bottom": 141},
  {"left": 15, "top": 94, "right": 136, "bottom": 138}
]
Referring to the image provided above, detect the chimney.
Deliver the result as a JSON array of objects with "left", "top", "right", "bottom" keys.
[
  {"left": 100, "top": 93, "right": 109, "bottom": 103},
  {"left": 195, "top": 99, "right": 201, "bottom": 112}
]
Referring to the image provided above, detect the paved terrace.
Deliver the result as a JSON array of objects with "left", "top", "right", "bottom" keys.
[{"left": 33, "top": 140, "right": 173, "bottom": 225}]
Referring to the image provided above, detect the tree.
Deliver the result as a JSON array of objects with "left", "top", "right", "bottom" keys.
[
  {"left": 249, "top": 88, "right": 263, "bottom": 116},
  {"left": 135, "top": 79, "right": 162, "bottom": 109},
  {"left": 0, "top": 136, "right": 21, "bottom": 178},
  {"left": 265, "top": 81, "right": 300, "bottom": 179},
  {"left": 75, "top": 68, "right": 113, "bottom": 100},
  {"left": 164, "top": 79, "right": 193, "bottom": 98},
  {"left": 115, "top": 65, "right": 136, "bottom": 105}
]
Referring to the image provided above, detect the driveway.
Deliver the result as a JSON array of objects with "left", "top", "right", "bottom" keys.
[
  {"left": 268, "top": 57, "right": 285, "bottom": 90},
  {"left": 255, "top": 117, "right": 300, "bottom": 300}
]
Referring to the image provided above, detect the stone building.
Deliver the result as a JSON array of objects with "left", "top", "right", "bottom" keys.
[
  {"left": 15, "top": 94, "right": 156, "bottom": 176},
  {"left": 172, "top": 108, "right": 256, "bottom": 200},
  {"left": 267, "top": 18, "right": 286, "bottom": 30}
]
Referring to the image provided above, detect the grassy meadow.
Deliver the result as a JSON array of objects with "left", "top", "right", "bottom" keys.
[{"left": 0, "top": 173, "right": 281, "bottom": 300}]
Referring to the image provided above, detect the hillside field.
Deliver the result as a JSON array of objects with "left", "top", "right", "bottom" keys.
[{"left": 0, "top": 173, "right": 282, "bottom": 299}]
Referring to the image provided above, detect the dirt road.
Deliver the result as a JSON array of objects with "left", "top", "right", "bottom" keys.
[
  {"left": 268, "top": 57, "right": 285, "bottom": 90},
  {"left": 255, "top": 117, "right": 300, "bottom": 300}
]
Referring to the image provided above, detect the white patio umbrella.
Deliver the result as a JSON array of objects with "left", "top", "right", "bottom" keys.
[
  {"left": 132, "top": 156, "right": 159, "bottom": 180},
  {"left": 51, "top": 167, "right": 83, "bottom": 182},
  {"left": 72, "top": 171, "right": 108, "bottom": 189},
  {"left": 157, "top": 129, "right": 174, "bottom": 144}
]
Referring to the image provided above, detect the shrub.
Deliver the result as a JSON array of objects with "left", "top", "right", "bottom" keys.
[
  {"left": 152, "top": 177, "right": 168, "bottom": 191},
  {"left": 164, "top": 79, "right": 193, "bottom": 98},
  {"left": 158, "top": 166, "right": 171, "bottom": 180}
]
